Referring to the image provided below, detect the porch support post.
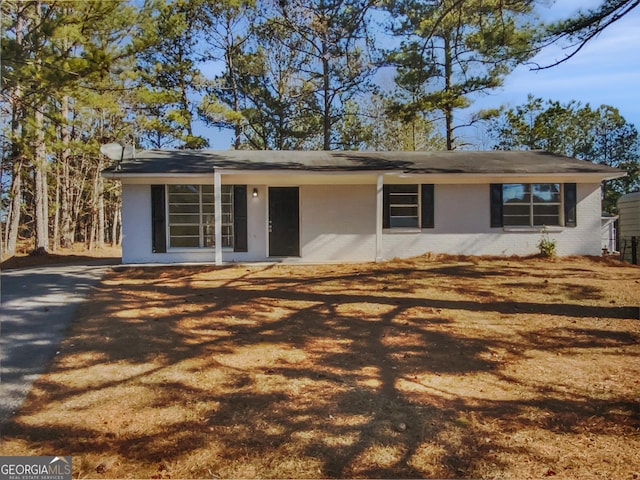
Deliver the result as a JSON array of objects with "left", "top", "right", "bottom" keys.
[
  {"left": 214, "top": 170, "right": 223, "bottom": 266},
  {"left": 375, "top": 174, "right": 383, "bottom": 262}
]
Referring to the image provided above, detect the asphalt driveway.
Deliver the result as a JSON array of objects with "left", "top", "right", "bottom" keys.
[{"left": 0, "top": 262, "right": 115, "bottom": 425}]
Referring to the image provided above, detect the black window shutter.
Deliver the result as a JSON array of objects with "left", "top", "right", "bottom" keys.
[
  {"left": 151, "top": 185, "right": 166, "bottom": 253},
  {"left": 564, "top": 183, "right": 577, "bottom": 227},
  {"left": 233, "top": 185, "right": 248, "bottom": 252},
  {"left": 382, "top": 184, "right": 390, "bottom": 229},
  {"left": 490, "top": 184, "right": 503, "bottom": 228},
  {"left": 421, "top": 184, "right": 435, "bottom": 229}
]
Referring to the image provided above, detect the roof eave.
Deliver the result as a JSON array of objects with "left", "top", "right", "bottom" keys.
[{"left": 102, "top": 171, "right": 215, "bottom": 179}]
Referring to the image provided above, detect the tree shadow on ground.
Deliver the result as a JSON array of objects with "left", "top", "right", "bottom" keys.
[{"left": 2, "top": 259, "right": 639, "bottom": 478}]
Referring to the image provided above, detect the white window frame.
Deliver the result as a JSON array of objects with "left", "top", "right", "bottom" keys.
[
  {"left": 220, "top": 186, "right": 234, "bottom": 249},
  {"left": 167, "top": 184, "right": 234, "bottom": 249},
  {"left": 503, "top": 183, "right": 563, "bottom": 227},
  {"left": 388, "top": 184, "right": 420, "bottom": 228}
]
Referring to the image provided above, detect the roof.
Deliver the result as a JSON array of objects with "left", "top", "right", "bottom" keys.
[{"left": 102, "top": 149, "right": 624, "bottom": 177}]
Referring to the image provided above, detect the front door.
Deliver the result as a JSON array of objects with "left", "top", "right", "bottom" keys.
[{"left": 269, "top": 187, "right": 300, "bottom": 257}]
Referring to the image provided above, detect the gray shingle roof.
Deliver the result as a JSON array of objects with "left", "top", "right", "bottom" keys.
[{"left": 102, "top": 149, "right": 624, "bottom": 177}]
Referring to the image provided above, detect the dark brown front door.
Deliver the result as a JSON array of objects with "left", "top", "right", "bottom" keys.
[{"left": 269, "top": 187, "right": 299, "bottom": 257}]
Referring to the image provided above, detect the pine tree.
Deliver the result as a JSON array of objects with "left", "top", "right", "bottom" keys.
[{"left": 385, "top": 0, "right": 538, "bottom": 150}]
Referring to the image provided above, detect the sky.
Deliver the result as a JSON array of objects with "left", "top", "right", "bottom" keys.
[
  {"left": 205, "top": 1, "right": 640, "bottom": 150},
  {"left": 460, "top": 0, "right": 640, "bottom": 147}
]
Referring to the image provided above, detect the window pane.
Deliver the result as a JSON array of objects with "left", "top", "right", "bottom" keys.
[
  {"left": 169, "top": 193, "right": 200, "bottom": 204},
  {"left": 532, "top": 184, "right": 560, "bottom": 203},
  {"left": 389, "top": 184, "right": 418, "bottom": 194},
  {"left": 502, "top": 183, "right": 563, "bottom": 227},
  {"left": 533, "top": 216, "right": 560, "bottom": 226},
  {"left": 169, "top": 204, "right": 200, "bottom": 214},
  {"left": 167, "top": 184, "right": 235, "bottom": 250},
  {"left": 203, "top": 235, "right": 214, "bottom": 248},
  {"left": 170, "top": 237, "right": 200, "bottom": 248},
  {"left": 222, "top": 222, "right": 233, "bottom": 249},
  {"left": 504, "top": 204, "right": 531, "bottom": 226},
  {"left": 170, "top": 214, "right": 201, "bottom": 224},
  {"left": 533, "top": 204, "right": 560, "bottom": 226},
  {"left": 503, "top": 184, "right": 530, "bottom": 203},
  {"left": 390, "top": 216, "right": 419, "bottom": 228},
  {"left": 169, "top": 185, "right": 199, "bottom": 194},
  {"left": 391, "top": 206, "right": 418, "bottom": 217},
  {"left": 534, "top": 204, "right": 560, "bottom": 215},
  {"left": 387, "top": 185, "right": 419, "bottom": 229},
  {"left": 222, "top": 203, "right": 233, "bottom": 214},
  {"left": 503, "top": 204, "right": 530, "bottom": 216},
  {"left": 390, "top": 194, "right": 418, "bottom": 205},
  {"left": 170, "top": 225, "right": 200, "bottom": 236},
  {"left": 202, "top": 203, "right": 214, "bottom": 214}
]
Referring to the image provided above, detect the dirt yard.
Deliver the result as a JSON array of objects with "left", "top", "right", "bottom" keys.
[
  {"left": 1, "top": 242, "right": 121, "bottom": 270},
  {"left": 1, "top": 254, "right": 639, "bottom": 479}
]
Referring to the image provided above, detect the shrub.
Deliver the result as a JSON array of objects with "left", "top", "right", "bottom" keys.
[{"left": 537, "top": 228, "right": 557, "bottom": 257}]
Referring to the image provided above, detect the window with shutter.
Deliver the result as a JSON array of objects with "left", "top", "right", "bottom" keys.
[
  {"left": 491, "top": 183, "right": 575, "bottom": 228},
  {"left": 382, "top": 184, "right": 435, "bottom": 229},
  {"left": 159, "top": 184, "right": 247, "bottom": 250}
]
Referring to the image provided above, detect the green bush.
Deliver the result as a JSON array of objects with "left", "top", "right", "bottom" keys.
[{"left": 537, "top": 228, "right": 557, "bottom": 257}]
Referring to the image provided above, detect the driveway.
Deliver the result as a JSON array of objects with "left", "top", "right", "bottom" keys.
[{"left": 0, "top": 262, "right": 115, "bottom": 425}]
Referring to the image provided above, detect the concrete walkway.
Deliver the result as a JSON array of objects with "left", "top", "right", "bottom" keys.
[{"left": 0, "top": 262, "right": 115, "bottom": 425}]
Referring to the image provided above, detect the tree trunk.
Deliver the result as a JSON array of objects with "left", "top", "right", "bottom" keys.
[
  {"left": 53, "top": 159, "right": 60, "bottom": 251},
  {"left": 5, "top": 160, "right": 23, "bottom": 257},
  {"left": 444, "top": 33, "right": 454, "bottom": 151},
  {"left": 60, "top": 95, "right": 73, "bottom": 248},
  {"left": 225, "top": 25, "right": 242, "bottom": 150},
  {"left": 97, "top": 164, "right": 105, "bottom": 249},
  {"left": 4, "top": 7, "right": 25, "bottom": 258},
  {"left": 322, "top": 37, "right": 331, "bottom": 151},
  {"left": 33, "top": 106, "right": 49, "bottom": 253},
  {"left": 89, "top": 158, "right": 105, "bottom": 250},
  {"left": 70, "top": 157, "right": 89, "bottom": 245},
  {"left": 31, "top": 1, "right": 49, "bottom": 254},
  {"left": 111, "top": 198, "right": 120, "bottom": 247},
  {"left": 88, "top": 221, "right": 96, "bottom": 251}
]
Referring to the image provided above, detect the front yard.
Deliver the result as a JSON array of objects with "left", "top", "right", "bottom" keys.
[{"left": 1, "top": 255, "right": 639, "bottom": 479}]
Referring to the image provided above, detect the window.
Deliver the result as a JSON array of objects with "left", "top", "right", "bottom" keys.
[
  {"left": 383, "top": 184, "right": 434, "bottom": 229},
  {"left": 502, "top": 183, "right": 561, "bottom": 227},
  {"left": 220, "top": 186, "right": 234, "bottom": 248},
  {"left": 167, "top": 184, "right": 234, "bottom": 248},
  {"left": 389, "top": 184, "right": 419, "bottom": 228}
]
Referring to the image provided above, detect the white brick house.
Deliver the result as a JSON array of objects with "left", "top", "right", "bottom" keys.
[{"left": 102, "top": 150, "right": 624, "bottom": 265}]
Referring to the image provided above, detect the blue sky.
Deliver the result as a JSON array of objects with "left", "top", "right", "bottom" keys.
[
  {"left": 462, "top": 0, "right": 640, "bottom": 147},
  {"left": 205, "top": 1, "right": 640, "bottom": 150}
]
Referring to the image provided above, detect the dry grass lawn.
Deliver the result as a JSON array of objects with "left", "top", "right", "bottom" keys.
[
  {"left": 1, "top": 242, "right": 121, "bottom": 269},
  {"left": 1, "top": 254, "right": 639, "bottom": 479}
]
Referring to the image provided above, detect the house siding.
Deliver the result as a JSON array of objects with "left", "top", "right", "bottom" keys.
[
  {"left": 122, "top": 183, "right": 217, "bottom": 264},
  {"left": 381, "top": 183, "right": 602, "bottom": 258},
  {"left": 300, "top": 185, "right": 377, "bottom": 262},
  {"left": 120, "top": 181, "right": 604, "bottom": 264}
]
